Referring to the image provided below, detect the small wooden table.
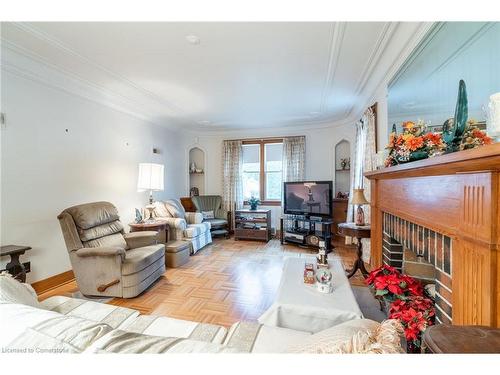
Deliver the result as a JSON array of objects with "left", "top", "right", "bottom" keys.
[
  {"left": 423, "top": 324, "right": 500, "bottom": 353},
  {"left": 129, "top": 221, "right": 169, "bottom": 244},
  {"left": 0, "top": 245, "right": 31, "bottom": 282},
  {"left": 337, "top": 222, "right": 371, "bottom": 279}
]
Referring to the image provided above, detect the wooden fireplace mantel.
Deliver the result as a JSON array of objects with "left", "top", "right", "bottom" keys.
[{"left": 365, "top": 143, "right": 500, "bottom": 327}]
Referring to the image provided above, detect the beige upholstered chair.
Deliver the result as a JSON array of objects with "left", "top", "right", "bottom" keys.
[{"left": 57, "top": 201, "right": 165, "bottom": 298}]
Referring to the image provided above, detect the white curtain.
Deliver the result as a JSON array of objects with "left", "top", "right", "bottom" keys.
[
  {"left": 346, "top": 107, "right": 377, "bottom": 262},
  {"left": 282, "top": 136, "right": 306, "bottom": 182},
  {"left": 222, "top": 140, "right": 243, "bottom": 228}
]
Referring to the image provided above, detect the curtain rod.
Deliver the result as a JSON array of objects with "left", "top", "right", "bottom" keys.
[{"left": 223, "top": 135, "right": 306, "bottom": 142}]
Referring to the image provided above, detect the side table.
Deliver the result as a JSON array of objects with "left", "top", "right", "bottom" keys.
[
  {"left": 0, "top": 245, "right": 31, "bottom": 282},
  {"left": 337, "top": 222, "right": 371, "bottom": 279},
  {"left": 129, "top": 221, "right": 169, "bottom": 244},
  {"left": 422, "top": 324, "right": 500, "bottom": 353}
]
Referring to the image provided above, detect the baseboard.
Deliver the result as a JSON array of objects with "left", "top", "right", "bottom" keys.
[{"left": 31, "top": 270, "right": 75, "bottom": 295}]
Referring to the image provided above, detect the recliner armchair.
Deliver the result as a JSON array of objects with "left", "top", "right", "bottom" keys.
[
  {"left": 191, "top": 195, "right": 231, "bottom": 238},
  {"left": 57, "top": 201, "right": 165, "bottom": 298}
]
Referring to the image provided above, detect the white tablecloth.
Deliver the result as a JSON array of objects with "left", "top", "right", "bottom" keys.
[{"left": 258, "top": 256, "right": 363, "bottom": 333}]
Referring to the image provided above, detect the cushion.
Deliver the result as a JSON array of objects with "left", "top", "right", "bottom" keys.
[
  {"left": 0, "top": 272, "right": 41, "bottom": 308},
  {"left": 8, "top": 315, "right": 113, "bottom": 353},
  {"left": 204, "top": 218, "right": 228, "bottom": 227},
  {"left": 153, "top": 201, "right": 170, "bottom": 218},
  {"left": 183, "top": 223, "right": 210, "bottom": 238},
  {"left": 0, "top": 302, "right": 112, "bottom": 352},
  {"left": 65, "top": 201, "right": 120, "bottom": 230},
  {"left": 41, "top": 296, "right": 139, "bottom": 329},
  {"left": 201, "top": 210, "right": 215, "bottom": 220},
  {"left": 119, "top": 315, "right": 228, "bottom": 344},
  {"left": 121, "top": 244, "right": 165, "bottom": 275},
  {"left": 78, "top": 220, "right": 124, "bottom": 242},
  {"left": 82, "top": 232, "right": 127, "bottom": 249},
  {"left": 289, "top": 319, "right": 404, "bottom": 354},
  {"left": 164, "top": 199, "right": 186, "bottom": 219},
  {"left": 165, "top": 240, "right": 191, "bottom": 254},
  {"left": 224, "top": 321, "right": 311, "bottom": 353},
  {"left": 84, "top": 330, "right": 238, "bottom": 353}
]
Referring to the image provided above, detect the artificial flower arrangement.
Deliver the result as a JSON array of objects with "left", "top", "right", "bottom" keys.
[
  {"left": 385, "top": 80, "right": 494, "bottom": 167},
  {"left": 385, "top": 120, "right": 446, "bottom": 167},
  {"left": 460, "top": 120, "right": 493, "bottom": 150},
  {"left": 366, "top": 265, "right": 434, "bottom": 352}
]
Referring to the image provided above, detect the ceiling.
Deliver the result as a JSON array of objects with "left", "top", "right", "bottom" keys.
[{"left": 2, "top": 22, "right": 398, "bottom": 131}]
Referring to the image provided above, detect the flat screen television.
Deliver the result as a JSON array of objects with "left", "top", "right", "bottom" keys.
[{"left": 283, "top": 181, "right": 333, "bottom": 217}]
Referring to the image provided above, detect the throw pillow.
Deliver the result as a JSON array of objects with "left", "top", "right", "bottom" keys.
[
  {"left": 164, "top": 199, "right": 186, "bottom": 219},
  {"left": 152, "top": 201, "right": 170, "bottom": 218},
  {"left": 0, "top": 271, "right": 41, "bottom": 308},
  {"left": 288, "top": 318, "right": 403, "bottom": 354},
  {"left": 201, "top": 210, "right": 215, "bottom": 220}
]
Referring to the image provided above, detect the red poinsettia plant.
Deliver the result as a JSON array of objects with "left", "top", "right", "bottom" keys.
[
  {"left": 366, "top": 265, "right": 434, "bottom": 351},
  {"left": 389, "top": 296, "right": 435, "bottom": 349},
  {"left": 365, "top": 265, "right": 423, "bottom": 302}
]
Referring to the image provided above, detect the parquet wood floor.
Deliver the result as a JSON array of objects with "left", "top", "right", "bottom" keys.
[{"left": 38, "top": 238, "right": 368, "bottom": 328}]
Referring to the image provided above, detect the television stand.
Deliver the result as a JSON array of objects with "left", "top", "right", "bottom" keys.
[{"left": 280, "top": 215, "right": 332, "bottom": 251}]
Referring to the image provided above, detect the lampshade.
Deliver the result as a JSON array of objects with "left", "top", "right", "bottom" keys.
[
  {"left": 137, "top": 163, "right": 164, "bottom": 192},
  {"left": 351, "top": 188, "right": 369, "bottom": 205}
]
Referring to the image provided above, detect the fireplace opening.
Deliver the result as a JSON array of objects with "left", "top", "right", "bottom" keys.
[
  {"left": 403, "top": 248, "right": 436, "bottom": 301},
  {"left": 382, "top": 213, "right": 453, "bottom": 324}
]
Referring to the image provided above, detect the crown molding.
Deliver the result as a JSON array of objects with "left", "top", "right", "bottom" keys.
[
  {"left": 1, "top": 40, "right": 185, "bottom": 131},
  {"left": 319, "top": 22, "right": 346, "bottom": 114},
  {"left": 11, "top": 22, "right": 187, "bottom": 118},
  {"left": 354, "top": 22, "right": 399, "bottom": 96}
]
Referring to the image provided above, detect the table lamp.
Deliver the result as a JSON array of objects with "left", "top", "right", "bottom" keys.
[
  {"left": 137, "top": 163, "right": 164, "bottom": 222},
  {"left": 352, "top": 188, "right": 369, "bottom": 226}
]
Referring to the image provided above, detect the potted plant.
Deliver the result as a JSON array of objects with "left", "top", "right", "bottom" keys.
[
  {"left": 389, "top": 296, "right": 435, "bottom": 353},
  {"left": 366, "top": 265, "right": 434, "bottom": 353},
  {"left": 248, "top": 196, "right": 260, "bottom": 210}
]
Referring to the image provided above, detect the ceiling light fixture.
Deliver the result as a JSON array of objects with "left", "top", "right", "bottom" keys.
[
  {"left": 309, "top": 111, "right": 321, "bottom": 117},
  {"left": 185, "top": 35, "right": 201, "bottom": 45},
  {"left": 198, "top": 120, "right": 211, "bottom": 126}
]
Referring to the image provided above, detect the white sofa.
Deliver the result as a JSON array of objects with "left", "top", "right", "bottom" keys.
[
  {"left": 0, "top": 274, "right": 404, "bottom": 354},
  {"left": 152, "top": 199, "right": 212, "bottom": 254}
]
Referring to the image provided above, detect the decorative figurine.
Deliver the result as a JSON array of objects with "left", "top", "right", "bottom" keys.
[
  {"left": 190, "top": 187, "right": 199, "bottom": 196},
  {"left": 303, "top": 263, "right": 315, "bottom": 284},
  {"left": 316, "top": 268, "right": 333, "bottom": 293},
  {"left": 190, "top": 162, "right": 197, "bottom": 173},
  {"left": 134, "top": 208, "right": 143, "bottom": 223},
  {"left": 317, "top": 245, "right": 328, "bottom": 268},
  {"left": 442, "top": 79, "right": 468, "bottom": 152}
]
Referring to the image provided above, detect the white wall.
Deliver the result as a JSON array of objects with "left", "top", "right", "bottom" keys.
[
  {"left": 180, "top": 122, "right": 356, "bottom": 229},
  {"left": 0, "top": 71, "right": 185, "bottom": 282}
]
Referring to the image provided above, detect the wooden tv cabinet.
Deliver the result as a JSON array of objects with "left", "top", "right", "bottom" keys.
[{"left": 234, "top": 209, "right": 271, "bottom": 242}]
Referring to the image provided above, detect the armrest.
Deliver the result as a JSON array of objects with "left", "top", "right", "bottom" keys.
[
  {"left": 159, "top": 217, "right": 187, "bottom": 230},
  {"left": 123, "top": 231, "right": 158, "bottom": 249},
  {"left": 185, "top": 212, "right": 203, "bottom": 224},
  {"left": 75, "top": 246, "right": 126, "bottom": 261}
]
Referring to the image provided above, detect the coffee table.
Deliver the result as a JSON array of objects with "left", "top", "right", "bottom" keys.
[{"left": 258, "top": 256, "right": 363, "bottom": 333}]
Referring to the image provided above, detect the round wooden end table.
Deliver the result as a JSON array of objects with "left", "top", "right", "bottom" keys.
[
  {"left": 337, "top": 222, "right": 371, "bottom": 279},
  {"left": 129, "top": 221, "right": 169, "bottom": 243},
  {"left": 423, "top": 324, "right": 500, "bottom": 353}
]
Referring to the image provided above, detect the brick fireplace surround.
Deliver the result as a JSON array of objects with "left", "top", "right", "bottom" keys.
[
  {"left": 382, "top": 213, "right": 453, "bottom": 324},
  {"left": 365, "top": 143, "right": 500, "bottom": 327}
]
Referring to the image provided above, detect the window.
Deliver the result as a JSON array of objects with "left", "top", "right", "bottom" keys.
[
  {"left": 242, "top": 144, "right": 261, "bottom": 200},
  {"left": 242, "top": 140, "right": 283, "bottom": 204}
]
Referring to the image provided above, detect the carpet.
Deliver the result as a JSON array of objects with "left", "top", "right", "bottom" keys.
[{"left": 352, "top": 286, "right": 387, "bottom": 322}]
